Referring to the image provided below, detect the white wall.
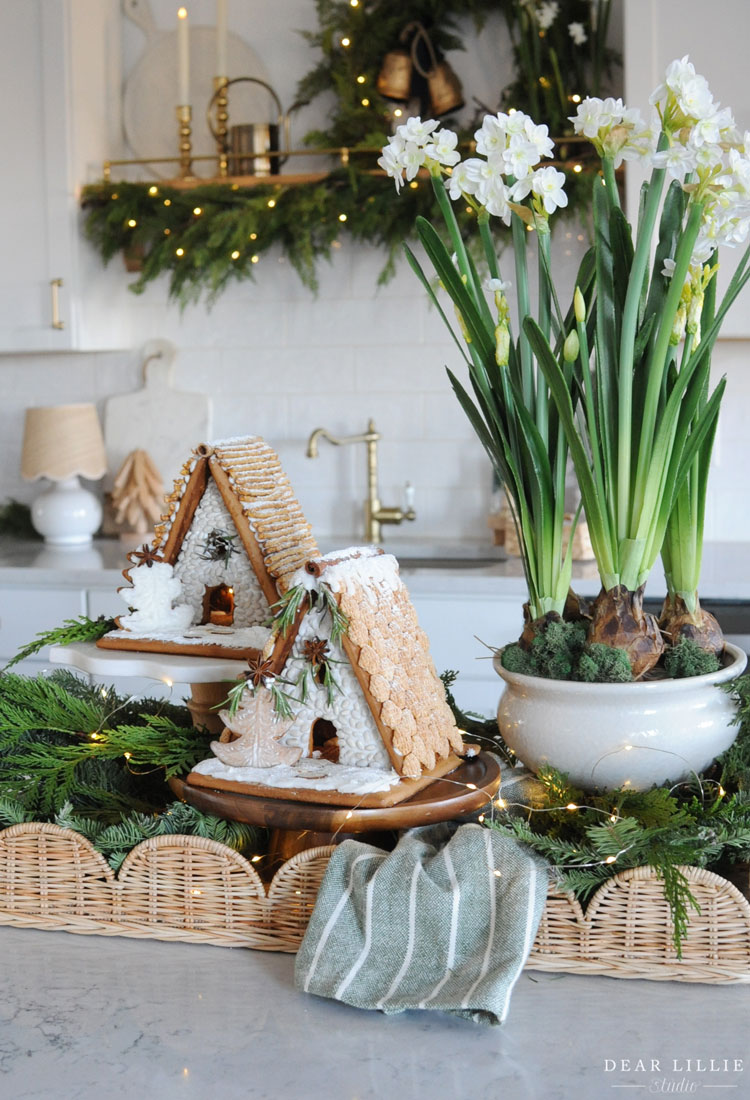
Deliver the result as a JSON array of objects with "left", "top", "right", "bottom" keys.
[{"left": 2, "top": 0, "right": 749, "bottom": 544}]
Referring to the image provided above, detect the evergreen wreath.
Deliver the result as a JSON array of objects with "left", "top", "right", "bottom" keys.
[{"left": 80, "top": 0, "right": 619, "bottom": 304}]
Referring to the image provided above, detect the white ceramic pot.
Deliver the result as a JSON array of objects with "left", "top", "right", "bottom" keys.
[{"left": 494, "top": 643, "right": 747, "bottom": 791}]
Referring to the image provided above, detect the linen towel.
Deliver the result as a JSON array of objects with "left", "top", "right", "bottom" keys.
[{"left": 294, "top": 820, "right": 549, "bottom": 1025}]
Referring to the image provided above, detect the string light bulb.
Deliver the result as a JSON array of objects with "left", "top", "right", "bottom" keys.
[
  {"left": 394, "top": 108, "right": 403, "bottom": 117},
  {"left": 193, "top": 206, "right": 202, "bottom": 216},
  {"left": 566, "top": 802, "right": 578, "bottom": 811},
  {"left": 267, "top": 199, "right": 276, "bottom": 208},
  {"left": 341, "top": 36, "right": 351, "bottom": 47},
  {"left": 338, "top": 213, "right": 347, "bottom": 222},
  {"left": 163, "top": 198, "right": 171, "bottom": 207},
  {"left": 251, "top": 254, "right": 259, "bottom": 263},
  {"left": 231, "top": 250, "right": 240, "bottom": 259},
  {"left": 127, "top": 219, "right": 137, "bottom": 227},
  {"left": 249, "top": 232, "right": 257, "bottom": 240},
  {"left": 573, "top": 163, "right": 583, "bottom": 173},
  {"left": 356, "top": 75, "right": 366, "bottom": 84},
  {"left": 605, "top": 855, "right": 617, "bottom": 864},
  {"left": 361, "top": 98, "right": 370, "bottom": 107},
  {"left": 148, "top": 185, "right": 158, "bottom": 195}
]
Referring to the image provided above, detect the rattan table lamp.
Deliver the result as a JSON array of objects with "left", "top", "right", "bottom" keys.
[{"left": 21, "top": 404, "right": 107, "bottom": 546}]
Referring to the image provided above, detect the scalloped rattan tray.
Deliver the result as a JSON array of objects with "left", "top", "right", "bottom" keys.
[{"left": 0, "top": 823, "right": 748, "bottom": 982}]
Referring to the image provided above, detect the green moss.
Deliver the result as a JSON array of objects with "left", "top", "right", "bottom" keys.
[
  {"left": 502, "top": 622, "right": 637, "bottom": 683},
  {"left": 664, "top": 638, "right": 721, "bottom": 679},
  {"left": 576, "top": 642, "right": 633, "bottom": 682},
  {"left": 501, "top": 643, "right": 535, "bottom": 675}
]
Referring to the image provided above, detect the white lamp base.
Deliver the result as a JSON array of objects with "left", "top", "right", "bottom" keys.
[{"left": 31, "top": 476, "right": 102, "bottom": 546}]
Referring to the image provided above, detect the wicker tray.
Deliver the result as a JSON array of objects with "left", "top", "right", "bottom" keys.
[{"left": 1, "top": 823, "right": 749, "bottom": 982}]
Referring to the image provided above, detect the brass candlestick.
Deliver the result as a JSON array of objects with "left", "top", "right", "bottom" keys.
[
  {"left": 176, "top": 104, "right": 194, "bottom": 180},
  {"left": 213, "top": 76, "right": 230, "bottom": 177}
]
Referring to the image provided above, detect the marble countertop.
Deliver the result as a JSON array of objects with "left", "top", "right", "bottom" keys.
[
  {"left": 0, "top": 536, "right": 748, "bottom": 602},
  {"left": 0, "top": 924, "right": 747, "bottom": 1100}
]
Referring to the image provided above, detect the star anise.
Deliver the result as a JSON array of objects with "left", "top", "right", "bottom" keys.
[
  {"left": 302, "top": 637, "right": 330, "bottom": 668},
  {"left": 127, "top": 544, "right": 164, "bottom": 568},
  {"left": 244, "top": 654, "right": 276, "bottom": 688}
]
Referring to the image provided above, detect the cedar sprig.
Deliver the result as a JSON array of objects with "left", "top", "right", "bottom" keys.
[{"left": 2, "top": 615, "right": 115, "bottom": 672}]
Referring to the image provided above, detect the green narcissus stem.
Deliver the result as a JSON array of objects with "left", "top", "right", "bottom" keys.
[
  {"left": 536, "top": 226, "right": 552, "bottom": 446},
  {"left": 512, "top": 212, "right": 534, "bottom": 409},
  {"left": 615, "top": 141, "right": 667, "bottom": 541},
  {"left": 631, "top": 199, "right": 704, "bottom": 528}
]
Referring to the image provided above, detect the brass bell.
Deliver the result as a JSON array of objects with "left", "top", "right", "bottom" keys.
[
  {"left": 376, "top": 47, "right": 413, "bottom": 102},
  {"left": 427, "top": 59, "right": 464, "bottom": 117}
]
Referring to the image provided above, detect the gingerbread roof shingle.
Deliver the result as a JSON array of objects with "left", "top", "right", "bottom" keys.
[
  {"left": 152, "top": 436, "right": 319, "bottom": 594},
  {"left": 295, "top": 547, "right": 463, "bottom": 779}
]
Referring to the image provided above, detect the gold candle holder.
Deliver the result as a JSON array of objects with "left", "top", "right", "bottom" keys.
[
  {"left": 176, "top": 104, "right": 194, "bottom": 180},
  {"left": 213, "top": 76, "right": 230, "bottom": 177}
]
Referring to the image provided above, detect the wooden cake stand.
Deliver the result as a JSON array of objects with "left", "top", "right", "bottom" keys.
[
  {"left": 49, "top": 643, "right": 502, "bottom": 874},
  {"left": 170, "top": 753, "right": 501, "bottom": 870}
]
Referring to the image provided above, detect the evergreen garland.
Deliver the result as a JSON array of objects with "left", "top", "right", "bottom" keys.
[
  {"left": 80, "top": 0, "right": 619, "bottom": 304},
  {"left": 0, "top": 499, "right": 39, "bottom": 540}
]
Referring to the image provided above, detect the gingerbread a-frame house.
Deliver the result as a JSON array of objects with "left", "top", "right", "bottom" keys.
[
  {"left": 97, "top": 436, "right": 319, "bottom": 662},
  {"left": 187, "top": 546, "right": 466, "bottom": 807},
  {"left": 100, "top": 438, "right": 466, "bottom": 807}
]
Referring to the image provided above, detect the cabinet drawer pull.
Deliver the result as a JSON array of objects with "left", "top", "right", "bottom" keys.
[{"left": 50, "top": 278, "right": 65, "bottom": 330}]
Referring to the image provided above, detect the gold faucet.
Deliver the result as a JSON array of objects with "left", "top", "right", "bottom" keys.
[{"left": 306, "top": 418, "right": 416, "bottom": 543}]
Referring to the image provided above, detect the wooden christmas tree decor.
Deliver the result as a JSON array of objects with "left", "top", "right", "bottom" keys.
[{"left": 111, "top": 449, "right": 164, "bottom": 536}]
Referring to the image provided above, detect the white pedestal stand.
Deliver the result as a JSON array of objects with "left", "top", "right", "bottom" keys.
[{"left": 49, "top": 641, "right": 247, "bottom": 732}]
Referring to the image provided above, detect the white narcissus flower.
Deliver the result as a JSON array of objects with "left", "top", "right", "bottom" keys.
[
  {"left": 652, "top": 142, "right": 698, "bottom": 179},
  {"left": 396, "top": 116, "right": 438, "bottom": 146},
  {"left": 401, "top": 140, "right": 425, "bottom": 181},
  {"left": 445, "top": 160, "right": 479, "bottom": 200},
  {"left": 377, "top": 139, "right": 405, "bottom": 192},
  {"left": 568, "top": 21, "right": 587, "bottom": 45},
  {"left": 486, "top": 277, "right": 512, "bottom": 294},
  {"left": 504, "top": 135, "right": 542, "bottom": 179},
  {"left": 675, "top": 74, "right": 715, "bottom": 122},
  {"left": 483, "top": 176, "right": 512, "bottom": 223},
  {"left": 474, "top": 115, "right": 509, "bottom": 159},
  {"left": 537, "top": 1, "right": 559, "bottom": 30},
  {"left": 531, "top": 166, "right": 568, "bottom": 213},
  {"left": 424, "top": 128, "right": 461, "bottom": 167},
  {"left": 523, "top": 117, "right": 554, "bottom": 160}
]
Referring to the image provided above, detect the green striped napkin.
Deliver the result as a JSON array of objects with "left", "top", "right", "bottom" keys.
[{"left": 294, "top": 821, "right": 549, "bottom": 1025}]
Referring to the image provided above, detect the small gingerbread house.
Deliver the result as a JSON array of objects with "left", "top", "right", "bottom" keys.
[
  {"left": 187, "top": 546, "right": 465, "bottom": 807},
  {"left": 97, "top": 436, "right": 319, "bottom": 661}
]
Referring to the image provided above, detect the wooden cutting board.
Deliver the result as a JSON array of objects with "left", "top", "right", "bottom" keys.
[{"left": 103, "top": 344, "right": 212, "bottom": 498}]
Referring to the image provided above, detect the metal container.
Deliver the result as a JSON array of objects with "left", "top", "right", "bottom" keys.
[{"left": 229, "top": 122, "right": 280, "bottom": 176}]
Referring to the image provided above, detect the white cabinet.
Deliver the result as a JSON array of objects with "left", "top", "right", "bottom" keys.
[
  {"left": 410, "top": 589, "right": 521, "bottom": 718},
  {"left": 0, "top": 0, "right": 125, "bottom": 352}
]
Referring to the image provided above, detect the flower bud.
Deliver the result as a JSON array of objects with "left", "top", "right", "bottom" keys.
[
  {"left": 495, "top": 322, "right": 510, "bottom": 367},
  {"left": 563, "top": 329, "right": 580, "bottom": 363},
  {"left": 454, "top": 305, "right": 472, "bottom": 345},
  {"left": 574, "top": 287, "right": 586, "bottom": 324}
]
